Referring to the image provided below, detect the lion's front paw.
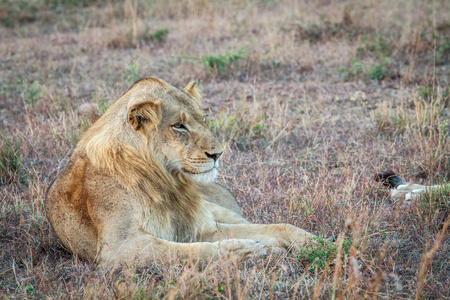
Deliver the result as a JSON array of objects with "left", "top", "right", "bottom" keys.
[
  {"left": 214, "top": 239, "right": 267, "bottom": 259},
  {"left": 266, "top": 224, "right": 316, "bottom": 249}
]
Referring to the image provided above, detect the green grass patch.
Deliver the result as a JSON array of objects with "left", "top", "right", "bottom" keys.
[
  {"left": 368, "top": 63, "right": 388, "bottom": 80},
  {"left": 0, "top": 139, "right": 21, "bottom": 184},
  {"left": 201, "top": 49, "right": 245, "bottom": 73},
  {"left": 337, "top": 58, "right": 362, "bottom": 81},
  {"left": 296, "top": 237, "right": 353, "bottom": 272},
  {"left": 125, "top": 61, "right": 140, "bottom": 87},
  {"left": 141, "top": 28, "right": 170, "bottom": 43},
  {"left": 17, "top": 79, "right": 42, "bottom": 109},
  {"left": 357, "top": 34, "right": 391, "bottom": 59},
  {"left": 91, "top": 92, "right": 109, "bottom": 114}
]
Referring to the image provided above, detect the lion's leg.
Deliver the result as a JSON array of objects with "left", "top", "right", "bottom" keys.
[
  {"left": 98, "top": 234, "right": 267, "bottom": 266},
  {"left": 199, "top": 223, "right": 315, "bottom": 249},
  {"left": 201, "top": 202, "right": 315, "bottom": 248}
]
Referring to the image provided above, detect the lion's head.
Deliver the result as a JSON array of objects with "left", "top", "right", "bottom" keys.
[{"left": 82, "top": 77, "right": 223, "bottom": 185}]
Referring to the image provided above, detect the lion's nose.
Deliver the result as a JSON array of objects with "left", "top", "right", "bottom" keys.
[{"left": 205, "top": 151, "right": 222, "bottom": 162}]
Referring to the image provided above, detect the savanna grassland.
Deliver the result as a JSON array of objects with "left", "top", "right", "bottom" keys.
[{"left": 1, "top": 0, "right": 449, "bottom": 298}]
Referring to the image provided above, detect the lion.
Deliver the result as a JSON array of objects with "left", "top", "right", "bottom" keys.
[{"left": 45, "top": 77, "right": 315, "bottom": 265}]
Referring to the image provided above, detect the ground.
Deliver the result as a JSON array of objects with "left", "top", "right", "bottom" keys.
[{"left": 0, "top": 0, "right": 449, "bottom": 298}]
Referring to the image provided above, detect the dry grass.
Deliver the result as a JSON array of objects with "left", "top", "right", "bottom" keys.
[{"left": 1, "top": 0, "right": 449, "bottom": 298}]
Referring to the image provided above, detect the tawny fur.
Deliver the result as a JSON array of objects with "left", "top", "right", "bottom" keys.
[{"left": 46, "top": 77, "right": 315, "bottom": 265}]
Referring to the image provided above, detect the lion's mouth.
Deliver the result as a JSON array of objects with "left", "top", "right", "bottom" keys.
[
  {"left": 180, "top": 160, "right": 219, "bottom": 175},
  {"left": 182, "top": 167, "right": 217, "bottom": 175}
]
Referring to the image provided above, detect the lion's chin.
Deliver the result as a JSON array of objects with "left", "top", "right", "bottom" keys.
[{"left": 183, "top": 168, "right": 218, "bottom": 184}]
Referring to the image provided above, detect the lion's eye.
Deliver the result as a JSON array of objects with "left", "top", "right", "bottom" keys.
[{"left": 172, "top": 123, "right": 188, "bottom": 131}]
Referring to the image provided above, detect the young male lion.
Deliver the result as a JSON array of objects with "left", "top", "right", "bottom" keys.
[{"left": 46, "top": 77, "right": 315, "bottom": 265}]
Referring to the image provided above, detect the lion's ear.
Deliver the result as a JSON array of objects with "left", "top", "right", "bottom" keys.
[
  {"left": 183, "top": 81, "right": 201, "bottom": 104},
  {"left": 127, "top": 100, "right": 161, "bottom": 131}
]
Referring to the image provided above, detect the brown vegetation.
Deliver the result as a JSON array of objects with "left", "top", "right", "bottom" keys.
[{"left": 0, "top": 0, "right": 449, "bottom": 298}]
